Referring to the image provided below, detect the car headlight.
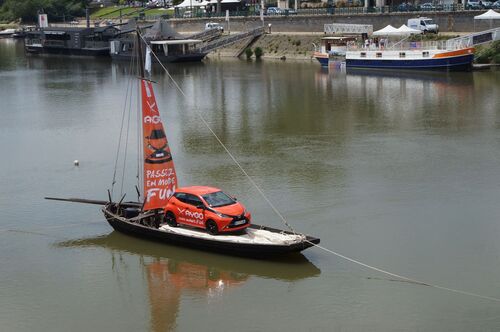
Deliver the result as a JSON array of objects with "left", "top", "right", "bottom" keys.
[{"left": 214, "top": 211, "right": 231, "bottom": 218}]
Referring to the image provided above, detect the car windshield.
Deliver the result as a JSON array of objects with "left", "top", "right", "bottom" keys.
[
  {"left": 202, "top": 191, "right": 235, "bottom": 207},
  {"left": 424, "top": 19, "right": 435, "bottom": 24}
]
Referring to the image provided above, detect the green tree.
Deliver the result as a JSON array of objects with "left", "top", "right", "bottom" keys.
[
  {"left": 1, "top": 0, "right": 89, "bottom": 22},
  {"left": 254, "top": 47, "right": 263, "bottom": 58},
  {"left": 245, "top": 47, "right": 253, "bottom": 59}
]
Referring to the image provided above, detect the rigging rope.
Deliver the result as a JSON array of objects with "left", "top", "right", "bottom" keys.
[
  {"left": 139, "top": 33, "right": 296, "bottom": 234},
  {"left": 111, "top": 53, "right": 134, "bottom": 199}
]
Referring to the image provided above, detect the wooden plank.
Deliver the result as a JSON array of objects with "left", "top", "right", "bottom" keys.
[{"left": 44, "top": 197, "right": 142, "bottom": 207}]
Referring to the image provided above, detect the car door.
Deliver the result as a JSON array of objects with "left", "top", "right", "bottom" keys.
[
  {"left": 182, "top": 194, "right": 206, "bottom": 228},
  {"left": 171, "top": 192, "right": 191, "bottom": 224}
]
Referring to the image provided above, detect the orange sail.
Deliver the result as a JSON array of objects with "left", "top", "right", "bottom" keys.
[{"left": 141, "top": 79, "right": 177, "bottom": 210}]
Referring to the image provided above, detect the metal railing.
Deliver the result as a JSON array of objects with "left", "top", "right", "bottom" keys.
[
  {"left": 446, "top": 27, "right": 500, "bottom": 48},
  {"left": 152, "top": 5, "right": 496, "bottom": 20},
  {"left": 346, "top": 39, "right": 457, "bottom": 51},
  {"left": 187, "top": 28, "right": 223, "bottom": 42},
  {"left": 92, "top": 4, "right": 499, "bottom": 21}
]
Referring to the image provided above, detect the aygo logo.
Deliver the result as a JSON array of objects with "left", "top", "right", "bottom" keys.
[
  {"left": 144, "top": 115, "right": 161, "bottom": 124},
  {"left": 178, "top": 207, "right": 204, "bottom": 220}
]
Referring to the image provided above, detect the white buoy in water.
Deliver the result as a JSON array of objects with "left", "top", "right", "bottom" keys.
[{"left": 74, "top": 160, "right": 79, "bottom": 166}]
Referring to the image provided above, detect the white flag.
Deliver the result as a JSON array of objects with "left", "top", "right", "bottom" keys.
[{"left": 145, "top": 46, "right": 152, "bottom": 74}]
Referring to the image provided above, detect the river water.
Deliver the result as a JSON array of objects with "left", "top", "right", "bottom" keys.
[{"left": 1, "top": 38, "right": 500, "bottom": 331}]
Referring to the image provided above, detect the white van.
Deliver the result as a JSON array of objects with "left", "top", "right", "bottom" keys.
[{"left": 407, "top": 17, "right": 439, "bottom": 34}]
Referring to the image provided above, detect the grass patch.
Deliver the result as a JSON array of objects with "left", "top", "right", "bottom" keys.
[{"left": 90, "top": 6, "right": 172, "bottom": 19}]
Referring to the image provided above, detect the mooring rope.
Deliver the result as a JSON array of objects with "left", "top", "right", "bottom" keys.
[
  {"left": 307, "top": 240, "right": 500, "bottom": 303},
  {"left": 138, "top": 33, "right": 500, "bottom": 304}
]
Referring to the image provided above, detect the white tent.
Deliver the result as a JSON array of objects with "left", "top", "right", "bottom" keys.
[
  {"left": 474, "top": 9, "right": 500, "bottom": 20},
  {"left": 397, "top": 24, "right": 422, "bottom": 35},
  {"left": 372, "top": 25, "right": 401, "bottom": 36},
  {"left": 474, "top": 9, "right": 500, "bottom": 30},
  {"left": 175, "top": 0, "right": 208, "bottom": 8},
  {"left": 174, "top": 0, "right": 240, "bottom": 8}
]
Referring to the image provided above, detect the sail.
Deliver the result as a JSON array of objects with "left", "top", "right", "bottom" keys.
[{"left": 141, "top": 79, "right": 177, "bottom": 210}]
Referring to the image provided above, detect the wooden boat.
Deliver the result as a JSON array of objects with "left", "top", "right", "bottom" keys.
[
  {"left": 46, "top": 30, "right": 319, "bottom": 258},
  {"left": 110, "top": 20, "right": 212, "bottom": 63},
  {"left": 55, "top": 232, "right": 322, "bottom": 280},
  {"left": 24, "top": 26, "right": 120, "bottom": 56}
]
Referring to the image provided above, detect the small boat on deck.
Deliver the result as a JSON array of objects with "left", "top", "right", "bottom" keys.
[
  {"left": 46, "top": 29, "right": 319, "bottom": 258},
  {"left": 313, "top": 36, "right": 358, "bottom": 67},
  {"left": 0, "top": 28, "right": 16, "bottom": 38}
]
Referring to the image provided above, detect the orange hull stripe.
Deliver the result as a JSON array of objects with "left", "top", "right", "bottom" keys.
[{"left": 432, "top": 47, "right": 475, "bottom": 59}]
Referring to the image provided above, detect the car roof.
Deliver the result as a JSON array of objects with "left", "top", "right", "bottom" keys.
[{"left": 176, "top": 186, "right": 221, "bottom": 195}]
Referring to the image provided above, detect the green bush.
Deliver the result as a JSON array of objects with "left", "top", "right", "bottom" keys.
[
  {"left": 493, "top": 53, "right": 500, "bottom": 64},
  {"left": 245, "top": 47, "right": 253, "bottom": 59},
  {"left": 254, "top": 47, "right": 263, "bottom": 58},
  {"left": 474, "top": 41, "right": 500, "bottom": 64}
]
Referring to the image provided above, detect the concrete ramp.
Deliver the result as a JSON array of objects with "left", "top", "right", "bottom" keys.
[{"left": 199, "top": 27, "right": 265, "bottom": 54}]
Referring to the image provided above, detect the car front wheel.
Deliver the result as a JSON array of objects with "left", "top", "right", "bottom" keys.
[
  {"left": 206, "top": 219, "right": 218, "bottom": 235},
  {"left": 166, "top": 211, "right": 177, "bottom": 227}
]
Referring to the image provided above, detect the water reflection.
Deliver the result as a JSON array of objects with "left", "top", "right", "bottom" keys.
[{"left": 56, "top": 232, "right": 320, "bottom": 331}]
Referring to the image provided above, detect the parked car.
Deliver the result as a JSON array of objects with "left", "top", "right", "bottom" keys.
[
  {"left": 467, "top": 0, "right": 483, "bottom": 9},
  {"left": 419, "top": 2, "right": 436, "bottom": 10},
  {"left": 164, "top": 186, "right": 251, "bottom": 235},
  {"left": 205, "top": 22, "right": 224, "bottom": 32},
  {"left": 481, "top": 0, "right": 493, "bottom": 7},
  {"left": 266, "top": 7, "right": 283, "bottom": 15},
  {"left": 284, "top": 8, "right": 298, "bottom": 15},
  {"left": 398, "top": 2, "right": 416, "bottom": 11}
]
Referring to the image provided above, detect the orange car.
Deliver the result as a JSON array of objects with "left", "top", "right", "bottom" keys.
[{"left": 164, "top": 186, "right": 251, "bottom": 234}]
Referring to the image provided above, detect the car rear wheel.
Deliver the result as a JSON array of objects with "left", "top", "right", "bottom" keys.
[
  {"left": 166, "top": 211, "right": 177, "bottom": 227},
  {"left": 206, "top": 219, "right": 218, "bottom": 235}
]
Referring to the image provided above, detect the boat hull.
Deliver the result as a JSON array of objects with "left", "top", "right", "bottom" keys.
[
  {"left": 314, "top": 52, "right": 329, "bottom": 67},
  {"left": 346, "top": 53, "right": 474, "bottom": 71},
  {"left": 103, "top": 206, "right": 320, "bottom": 258},
  {"left": 25, "top": 45, "right": 110, "bottom": 57}
]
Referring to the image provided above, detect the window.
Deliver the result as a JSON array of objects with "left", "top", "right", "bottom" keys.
[
  {"left": 202, "top": 191, "right": 235, "bottom": 208},
  {"left": 360, "top": 52, "right": 366, "bottom": 58},
  {"left": 376, "top": 53, "right": 382, "bottom": 58},
  {"left": 399, "top": 52, "right": 406, "bottom": 58},
  {"left": 185, "top": 194, "right": 203, "bottom": 207},
  {"left": 422, "top": 51, "right": 429, "bottom": 57},
  {"left": 174, "top": 192, "right": 188, "bottom": 203}
]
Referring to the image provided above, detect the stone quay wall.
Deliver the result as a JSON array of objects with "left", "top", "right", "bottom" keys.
[{"left": 168, "top": 11, "right": 485, "bottom": 33}]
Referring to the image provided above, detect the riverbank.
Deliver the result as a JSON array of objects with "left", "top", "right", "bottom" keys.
[{"left": 209, "top": 33, "right": 322, "bottom": 60}]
